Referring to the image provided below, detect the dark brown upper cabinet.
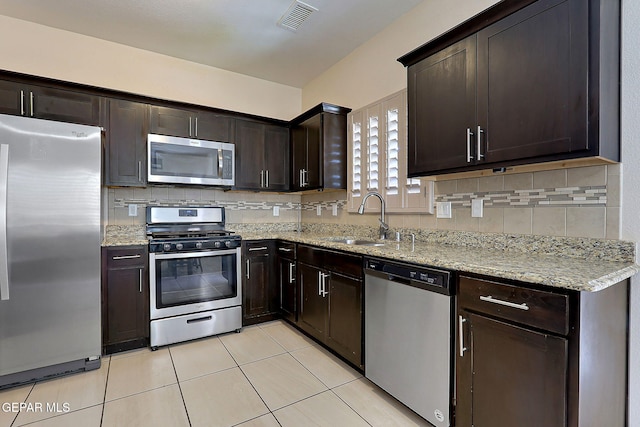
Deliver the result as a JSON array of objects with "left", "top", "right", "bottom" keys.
[
  {"left": 149, "top": 105, "right": 235, "bottom": 142},
  {"left": 399, "top": 0, "right": 620, "bottom": 177},
  {"left": 290, "top": 103, "right": 351, "bottom": 191},
  {"left": 0, "top": 79, "right": 103, "bottom": 126},
  {"left": 104, "top": 99, "right": 148, "bottom": 187},
  {"left": 234, "top": 119, "right": 290, "bottom": 191}
]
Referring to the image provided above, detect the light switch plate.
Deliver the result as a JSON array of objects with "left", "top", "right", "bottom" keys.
[
  {"left": 436, "top": 202, "right": 452, "bottom": 219},
  {"left": 471, "top": 199, "right": 484, "bottom": 218},
  {"left": 128, "top": 204, "right": 137, "bottom": 217},
  {"left": 273, "top": 206, "right": 280, "bottom": 217}
]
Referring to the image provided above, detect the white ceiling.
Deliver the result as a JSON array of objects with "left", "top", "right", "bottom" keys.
[{"left": 0, "top": 0, "right": 423, "bottom": 88}]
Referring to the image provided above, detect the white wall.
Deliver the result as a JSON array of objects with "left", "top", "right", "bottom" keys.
[
  {"left": 621, "top": 0, "right": 640, "bottom": 424},
  {"left": 302, "top": 0, "right": 500, "bottom": 111},
  {"left": 0, "top": 15, "right": 301, "bottom": 120}
]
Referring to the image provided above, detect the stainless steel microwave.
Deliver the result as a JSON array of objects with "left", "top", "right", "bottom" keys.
[{"left": 147, "top": 134, "right": 235, "bottom": 186}]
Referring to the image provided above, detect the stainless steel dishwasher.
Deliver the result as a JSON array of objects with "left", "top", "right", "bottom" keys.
[{"left": 364, "top": 257, "right": 453, "bottom": 426}]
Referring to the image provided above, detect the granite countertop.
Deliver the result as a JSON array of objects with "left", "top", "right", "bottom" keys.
[
  {"left": 240, "top": 231, "right": 639, "bottom": 293},
  {"left": 103, "top": 224, "right": 639, "bottom": 293}
]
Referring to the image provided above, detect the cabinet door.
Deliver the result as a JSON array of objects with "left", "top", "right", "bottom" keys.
[
  {"left": 326, "top": 273, "right": 362, "bottom": 367},
  {"left": 456, "top": 310, "right": 568, "bottom": 427},
  {"left": 305, "top": 114, "right": 322, "bottom": 189},
  {"left": 298, "top": 263, "right": 327, "bottom": 341},
  {"left": 243, "top": 250, "right": 272, "bottom": 321},
  {"left": 291, "top": 125, "right": 307, "bottom": 189},
  {"left": 0, "top": 80, "right": 23, "bottom": 116},
  {"left": 194, "top": 111, "right": 235, "bottom": 142},
  {"left": 105, "top": 99, "right": 148, "bottom": 186},
  {"left": 264, "top": 124, "right": 290, "bottom": 191},
  {"left": 102, "top": 246, "right": 149, "bottom": 353},
  {"left": 279, "top": 257, "right": 296, "bottom": 323},
  {"left": 30, "top": 85, "right": 102, "bottom": 125},
  {"left": 235, "top": 120, "right": 264, "bottom": 190},
  {"left": 149, "top": 105, "right": 193, "bottom": 138},
  {"left": 477, "top": 0, "right": 588, "bottom": 163},
  {"left": 407, "top": 36, "right": 477, "bottom": 175}
]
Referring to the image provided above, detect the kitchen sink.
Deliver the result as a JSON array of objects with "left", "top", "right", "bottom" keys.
[{"left": 328, "top": 238, "right": 385, "bottom": 247}]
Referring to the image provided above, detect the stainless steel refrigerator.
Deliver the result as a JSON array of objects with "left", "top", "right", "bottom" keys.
[{"left": 0, "top": 114, "right": 102, "bottom": 388}]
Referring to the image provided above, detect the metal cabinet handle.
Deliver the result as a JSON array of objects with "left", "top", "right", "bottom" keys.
[
  {"left": 466, "top": 128, "right": 474, "bottom": 162},
  {"left": 138, "top": 161, "right": 143, "bottom": 182},
  {"left": 194, "top": 117, "right": 198, "bottom": 137},
  {"left": 289, "top": 262, "right": 295, "bottom": 284},
  {"left": 480, "top": 295, "right": 529, "bottom": 311},
  {"left": 459, "top": 315, "right": 467, "bottom": 357},
  {"left": 476, "top": 126, "right": 484, "bottom": 160},
  {"left": 112, "top": 254, "right": 141, "bottom": 260},
  {"left": 319, "top": 272, "right": 329, "bottom": 297},
  {"left": 0, "top": 144, "right": 9, "bottom": 301},
  {"left": 265, "top": 170, "right": 269, "bottom": 188},
  {"left": 189, "top": 117, "right": 193, "bottom": 137},
  {"left": 246, "top": 259, "right": 250, "bottom": 279},
  {"left": 248, "top": 246, "right": 268, "bottom": 251},
  {"left": 20, "top": 90, "right": 25, "bottom": 116},
  {"left": 29, "top": 92, "right": 34, "bottom": 117},
  {"left": 278, "top": 247, "right": 292, "bottom": 252},
  {"left": 139, "top": 268, "right": 143, "bottom": 293},
  {"left": 260, "top": 170, "right": 264, "bottom": 188}
]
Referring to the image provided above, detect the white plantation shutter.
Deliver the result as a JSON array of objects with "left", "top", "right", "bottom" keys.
[
  {"left": 386, "top": 107, "right": 400, "bottom": 196},
  {"left": 352, "top": 121, "right": 362, "bottom": 198},
  {"left": 367, "top": 115, "right": 379, "bottom": 192},
  {"left": 347, "top": 89, "right": 434, "bottom": 214}
]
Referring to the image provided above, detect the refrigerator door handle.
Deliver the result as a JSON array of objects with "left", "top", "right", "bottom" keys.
[{"left": 0, "top": 144, "right": 9, "bottom": 300}]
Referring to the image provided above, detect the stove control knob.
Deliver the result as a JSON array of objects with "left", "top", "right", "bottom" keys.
[
  {"left": 195, "top": 242, "right": 203, "bottom": 249},
  {"left": 176, "top": 243, "right": 184, "bottom": 250},
  {"left": 163, "top": 243, "right": 171, "bottom": 252},
  {"left": 214, "top": 241, "right": 221, "bottom": 249},
  {"left": 225, "top": 240, "right": 234, "bottom": 248}
]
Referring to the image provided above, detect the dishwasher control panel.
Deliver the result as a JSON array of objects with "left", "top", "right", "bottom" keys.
[{"left": 364, "top": 258, "right": 452, "bottom": 294}]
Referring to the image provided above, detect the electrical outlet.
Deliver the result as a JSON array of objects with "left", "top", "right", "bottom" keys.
[
  {"left": 128, "top": 204, "right": 138, "bottom": 217},
  {"left": 273, "top": 206, "right": 280, "bottom": 217},
  {"left": 436, "top": 202, "right": 452, "bottom": 219},
  {"left": 332, "top": 203, "right": 338, "bottom": 216},
  {"left": 471, "top": 199, "right": 484, "bottom": 218},
  {"left": 316, "top": 205, "right": 322, "bottom": 216}
]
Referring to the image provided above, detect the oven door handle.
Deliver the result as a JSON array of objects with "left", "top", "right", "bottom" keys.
[{"left": 151, "top": 248, "right": 239, "bottom": 259}]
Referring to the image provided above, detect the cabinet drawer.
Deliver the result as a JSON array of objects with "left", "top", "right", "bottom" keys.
[
  {"left": 459, "top": 276, "right": 569, "bottom": 335},
  {"left": 276, "top": 241, "right": 296, "bottom": 259},
  {"left": 325, "top": 251, "right": 362, "bottom": 279},
  {"left": 104, "top": 246, "right": 147, "bottom": 268},
  {"left": 244, "top": 241, "right": 271, "bottom": 255}
]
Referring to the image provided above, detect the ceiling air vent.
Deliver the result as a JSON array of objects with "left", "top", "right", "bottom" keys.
[{"left": 277, "top": 0, "right": 318, "bottom": 32}]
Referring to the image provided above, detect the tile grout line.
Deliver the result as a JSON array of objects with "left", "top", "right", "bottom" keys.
[
  {"left": 167, "top": 346, "right": 193, "bottom": 427},
  {"left": 99, "top": 356, "right": 111, "bottom": 427}
]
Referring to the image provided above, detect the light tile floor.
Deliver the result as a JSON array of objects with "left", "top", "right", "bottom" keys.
[{"left": 1, "top": 321, "right": 430, "bottom": 427}]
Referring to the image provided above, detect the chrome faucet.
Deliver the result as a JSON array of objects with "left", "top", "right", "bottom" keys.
[{"left": 358, "top": 191, "right": 389, "bottom": 240}]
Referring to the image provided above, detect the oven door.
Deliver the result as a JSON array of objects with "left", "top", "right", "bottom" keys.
[{"left": 149, "top": 248, "right": 241, "bottom": 320}]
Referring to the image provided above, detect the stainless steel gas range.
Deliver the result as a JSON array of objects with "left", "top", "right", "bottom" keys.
[{"left": 146, "top": 206, "right": 242, "bottom": 349}]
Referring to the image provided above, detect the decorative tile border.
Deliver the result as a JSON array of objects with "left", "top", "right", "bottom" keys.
[{"left": 437, "top": 185, "right": 607, "bottom": 208}]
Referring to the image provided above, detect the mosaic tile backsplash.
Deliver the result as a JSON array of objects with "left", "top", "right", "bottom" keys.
[{"left": 106, "top": 164, "right": 622, "bottom": 241}]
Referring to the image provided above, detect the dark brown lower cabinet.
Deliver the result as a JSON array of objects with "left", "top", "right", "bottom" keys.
[
  {"left": 456, "top": 275, "right": 628, "bottom": 427},
  {"left": 243, "top": 240, "right": 278, "bottom": 326},
  {"left": 101, "top": 246, "right": 149, "bottom": 354},
  {"left": 276, "top": 241, "right": 297, "bottom": 323},
  {"left": 297, "top": 245, "right": 363, "bottom": 369}
]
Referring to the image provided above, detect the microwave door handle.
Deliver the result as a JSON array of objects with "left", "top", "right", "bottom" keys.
[{"left": 218, "top": 150, "right": 224, "bottom": 178}]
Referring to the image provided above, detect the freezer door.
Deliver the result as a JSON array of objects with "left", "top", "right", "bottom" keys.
[{"left": 0, "top": 114, "right": 102, "bottom": 377}]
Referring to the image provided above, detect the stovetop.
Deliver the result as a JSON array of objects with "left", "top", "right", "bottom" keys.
[{"left": 146, "top": 206, "right": 241, "bottom": 253}]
